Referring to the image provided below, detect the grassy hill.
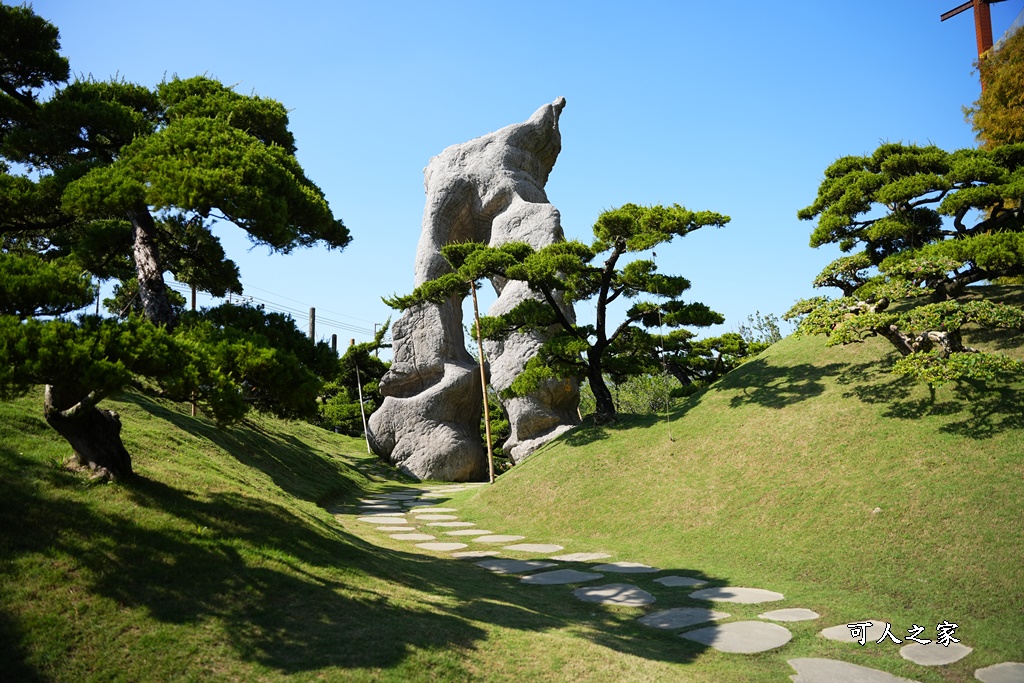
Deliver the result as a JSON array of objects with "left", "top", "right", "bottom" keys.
[{"left": 1, "top": 288, "right": 1022, "bottom": 681}]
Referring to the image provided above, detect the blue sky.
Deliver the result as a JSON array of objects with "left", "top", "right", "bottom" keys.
[{"left": 29, "top": 0, "right": 1024, "bottom": 347}]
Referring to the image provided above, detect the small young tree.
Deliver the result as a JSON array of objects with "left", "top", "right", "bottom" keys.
[
  {"left": 967, "top": 25, "right": 1024, "bottom": 148},
  {"left": 386, "top": 203, "right": 729, "bottom": 422},
  {"left": 318, "top": 323, "right": 390, "bottom": 435},
  {"left": 791, "top": 141, "right": 1024, "bottom": 383}
]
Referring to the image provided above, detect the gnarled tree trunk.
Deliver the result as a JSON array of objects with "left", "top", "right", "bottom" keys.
[
  {"left": 43, "top": 384, "right": 133, "bottom": 480},
  {"left": 129, "top": 205, "right": 175, "bottom": 326}
]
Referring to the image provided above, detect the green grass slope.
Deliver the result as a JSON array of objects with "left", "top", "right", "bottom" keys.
[
  {"left": 1, "top": 388, "right": 738, "bottom": 683},
  {"left": 457, "top": 303, "right": 1024, "bottom": 681}
]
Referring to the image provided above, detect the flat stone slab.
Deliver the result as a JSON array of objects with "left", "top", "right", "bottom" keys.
[
  {"left": 375, "top": 526, "right": 418, "bottom": 532},
  {"left": 426, "top": 521, "right": 475, "bottom": 527},
  {"left": 389, "top": 533, "right": 435, "bottom": 541},
  {"left": 413, "top": 514, "right": 459, "bottom": 521},
  {"left": 654, "top": 575, "right": 707, "bottom": 588},
  {"left": 520, "top": 569, "right": 604, "bottom": 585},
  {"left": 451, "top": 550, "right": 500, "bottom": 559},
  {"left": 549, "top": 552, "right": 611, "bottom": 562},
  {"left": 402, "top": 501, "right": 441, "bottom": 507},
  {"left": 409, "top": 507, "right": 458, "bottom": 513},
  {"left": 689, "top": 587, "right": 784, "bottom": 604},
  {"left": 475, "top": 559, "right": 558, "bottom": 574},
  {"left": 359, "top": 504, "right": 403, "bottom": 510},
  {"left": 359, "top": 511, "right": 407, "bottom": 517},
  {"left": 900, "top": 642, "right": 973, "bottom": 666},
  {"left": 377, "top": 492, "right": 422, "bottom": 500},
  {"left": 759, "top": 608, "right": 820, "bottom": 622},
  {"left": 502, "top": 543, "right": 564, "bottom": 553},
  {"left": 820, "top": 620, "right": 890, "bottom": 643},
  {"left": 415, "top": 542, "right": 468, "bottom": 551},
  {"left": 357, "top": 516, "right": 409, "bottom": 524},
  {"left": 638, "top": 607, "right": 730, "bottom": 630},
  {"left": 788, "top": 658, "right": 921, "bottom": 683},
  {"left": 975, "top": 662, "right": 1024, "bottom": 683},
  {"left": 592, "top": 561, "right": 659, "bottom": 574},
  {"left": 572, "top": 583, "right": 656, "bottom": 606},
  {"left": 472, "top": 535, "right": 526, "bottom": 544},
  {"left": 681, "top": 620, "right": 792, "bottom": 654},
  {"left": 444, "top": 529, "right": 494, "bottom": 536}
]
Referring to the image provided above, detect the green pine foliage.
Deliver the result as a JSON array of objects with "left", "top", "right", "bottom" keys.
[
  {"left": 386, "top": 203, "right": 730, "bottom": 421},
  {"left": 793, "top": 141, "right": 1024, "bottom": 383}
]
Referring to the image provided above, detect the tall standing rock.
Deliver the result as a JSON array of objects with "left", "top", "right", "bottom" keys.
[{"left": 368, "top": 98, "right": 579, "bottom": 480}]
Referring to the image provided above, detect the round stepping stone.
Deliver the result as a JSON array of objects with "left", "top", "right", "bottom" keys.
[
  {"left": 451, "top": 550, "right": 500, "bottom": 559},
  {"left": 820, "top": 620, "right": 890, "bottom": 642},
  {"left": 572, "top": 583, "right": 656, "bottom": 606},
  {"left": 389, "top": 533, "right": 435, "bottom": 541},
  {"left": 416, "top": 542, "right": 468, "bottom": 551},
  {"left": 414, "top": 514, "right": 458, "bottom": 521},
  {"left": 357, "top": 517, "right": 409, "bottom": 524},
  {"left": 359, "top": 503, "right": 402, "bottom": 510},
  {"left": 759, "top": 608, "right": 820, "bottom": 622},
  {"left": 592, "top": 561, "right": 659, "bottom": 574},
  {"left": 520, "top": 569, "right": 604, "bottom": 585},
  {"left": 900, "top": 642, "right": 973, "bottom": 666},
  {"left": 377, "top": 492, "right": 421, "bottom": 500},
  {"left": 638, "top": 607, "right": 730, "bottom": 630},
  {"left": 654, "top": 575, "right": 707, "bottom": 588},
  {"left": 681, "top": 620, "right": 792, "bottom": 654},
  {"left": 975, "top": 662, "right": 1024, "bottom": 683},
  {"left": 403, "top": 501, "right": 440, "bottom": 507},
  {"left": 475, "top": 559, "right": 558, "bottom": 574},
  {"left": 410, "top": 507, "right": 458, "bottom": 513},
  {"left": 445, "top": 529, "right": 494, "bottom": 536},
  {"left": 502, "top": 543, "right": 564, "bottom": 553},
  {"left": 358, "top": 498, "right": 389, "bottom": 504},
  {"left": 426, "top": 521, "right": 475, "bottom": 528},
  {"left": 689, "top": 587, "right": 784, "bottom": 604},
  {"left": 472, "top": 535, "right": 526, "bottom": 544},
  {"left": 549, "top": 552, "right": 611, "bottom": 562},
  {"left": 788, "top": 658, "right": 921, "bottom": 683},
  {"left": 374, "top": 526, "right": 418, "bottom": 532},
  {"left": 359, "top": 511, "right": 407, "bottom": 518}
]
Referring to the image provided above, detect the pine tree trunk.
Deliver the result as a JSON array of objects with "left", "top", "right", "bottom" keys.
[
  {"left": 129, "top": 206, "right": 174, "bottom": 326},
  {"left": 43, "top": 384, "right": 133, "bottom": 480},
  {"left": 587, "top": 349, "right": 617, "bottom": 423}
]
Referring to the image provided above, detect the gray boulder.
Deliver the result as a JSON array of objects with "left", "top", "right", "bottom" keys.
[{"left": 368, "top": 97, "right": 579, "bottom": 480}]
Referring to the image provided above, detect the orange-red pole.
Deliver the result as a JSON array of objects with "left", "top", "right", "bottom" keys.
[{"left": 974, "top": 0, "right": 995, "bottom": 56}]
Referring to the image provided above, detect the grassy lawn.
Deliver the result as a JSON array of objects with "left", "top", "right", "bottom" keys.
[{"left": 1, "top": 290, "right": 1022, "bottom": 681}]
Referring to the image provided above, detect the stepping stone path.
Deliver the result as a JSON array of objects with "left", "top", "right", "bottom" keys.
[
  {"left": 637, "top": 607, "right": 730, "bottom": 630},
  {"left": 788, "top": 657, "right": 921, "bottom": 683},
  {"left": 502, "top": 543, "right": 564, "bottom": 553},
  {"left": 689, "top": 586, "right": 784, "bottom": 604},
  {"left": 572, "top": 583, "right": 656, "bottom": 606},
  {"left": 900, "top": 642, "right": 973, "bottom": 666},
  {"left": 681, "top": 621, "right": 793, "bottom": 654},
  {"left": 758, "top": 608, "right": 820, "bottom": 622},
  {"left": 476, "top": 559, "right": 558, "bottom": 574},
  {"left": 975, "top": 662, "right": 1024, "bottom": 683},
  {"left": 520, "top": 569, "right": 604, "bottom": 585},
  {"left": 349, "top": 485, "right": 1003, "bottom": 678},
  {"left": 592, "top": 561, "right": 659, "bottom": 574},
  {"left": 654, "top": 575, "right": 707, "bottom": 587}
]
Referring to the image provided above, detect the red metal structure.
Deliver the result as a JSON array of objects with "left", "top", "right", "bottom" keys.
[{"left": 941, "top": 0, "right": 1009, "bottom": 57}]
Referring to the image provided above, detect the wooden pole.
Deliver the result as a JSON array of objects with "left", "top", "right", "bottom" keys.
[
  {"left": 471, "top": 282, "right": 495, "bottom": 483},
  {"left": 351, "top": 340, "right": 372, "bottom": 454},
  {"left": 308, "top": 307, "right": 315, "bottom": 340},
  {"left": 331, "top": 334, "right": 338, "bottom": 355}
]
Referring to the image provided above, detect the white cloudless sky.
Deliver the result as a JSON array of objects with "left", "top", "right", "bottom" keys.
[{"left": 29, "top": 0, "right": 1024, "bottom": 347}]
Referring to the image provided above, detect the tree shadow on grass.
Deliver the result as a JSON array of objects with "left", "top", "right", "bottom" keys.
[
  {"left": 0, "top": 441, "right": 725, "bottom": 679},
  {"left": 837, "top": 360, "right": 1024, "bottom": 439},
  {"left": 119, "top": 392, "right": 377, "bottom": 506},
  {"left": 723, "top": 358, "right": 845, "bottom": 410}
]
